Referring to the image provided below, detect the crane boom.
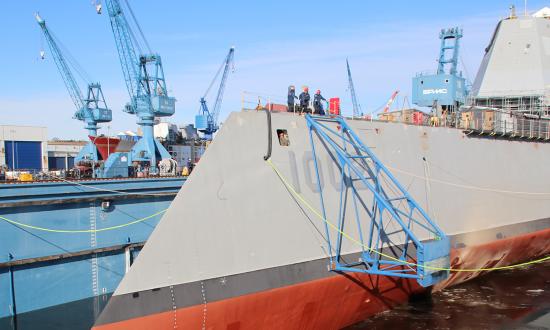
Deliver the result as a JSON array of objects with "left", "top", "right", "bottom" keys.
[
  {"left": 383, "top": 90, "right": 399, "bottom": 113},
  {"left": 346, "top": 59, "right": 361, "bottom": 118},
  {"left": 104, "top": 0, "right": 174, "bottom": 116},
  {"left": 103, "top": 0, "right": 139, "bottom": 105},
  {"left": 36, "top": 14, "right": 84, "bottom": 111},
  {"left": 102, "top": 0, "right": 176, "bottom": 175},
  {"left": 196, "top": 47, "right": 235, "bottom": 138},
  {"left": 212, "top": 47, "right": 235, "bottom": 127},
  {"left": 36, "top": 13, "right": 111, "bottom": 164}
]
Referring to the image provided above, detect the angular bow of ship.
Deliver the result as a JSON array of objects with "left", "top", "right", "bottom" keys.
[{"left": 94, "top": 108, "right": 550, "bottom": 329}]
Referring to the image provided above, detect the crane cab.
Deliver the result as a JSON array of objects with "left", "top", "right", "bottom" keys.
[
  {"left": 195, "top": 114, "right": 209, "bottom": 131},
  {"left": 151, "top": 95, "right": 176, "bottom": 117},
  {"left": 82, "top": 83, "right": 112, "bottom": 123}
]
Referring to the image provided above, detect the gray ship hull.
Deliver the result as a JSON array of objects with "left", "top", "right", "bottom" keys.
[{"left": 94, "top": 111, "right": 550, "bottom": 329}]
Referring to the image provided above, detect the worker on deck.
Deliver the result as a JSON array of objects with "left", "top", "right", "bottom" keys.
[
  {"left": 299, "top": 86, "right": 311, "bottom": 114},
  {"left": 313, "top": 90, "right": 327, "bottom": 115},
  {"left": 287, "top": 85, "right": 298, "bottom": 112}
]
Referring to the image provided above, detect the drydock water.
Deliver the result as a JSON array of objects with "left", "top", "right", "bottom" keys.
[{"left": 349, "top": 261, "right": 550, "bottom": 329}]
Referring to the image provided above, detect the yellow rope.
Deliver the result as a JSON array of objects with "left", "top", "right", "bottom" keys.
[
  {"left": 6, "top": 160, "right": 547, "bottom": 272},
  {"left": 387, "top": 164, "right": 550, "bottom": 196},
  {"left": 0, "top": 209, "right": 167, "bottom": 233},
  {"left": 266, "top": 159, "right": 550, "bottom": 273}
]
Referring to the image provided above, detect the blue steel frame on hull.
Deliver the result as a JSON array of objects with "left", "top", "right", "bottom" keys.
[{"left": 305, "top": 115, "right": 450, "bottom": 287}]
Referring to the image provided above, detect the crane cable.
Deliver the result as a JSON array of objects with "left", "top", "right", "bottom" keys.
[
  {"left": 203, "top": 57, "right": 228, "bottom": 99},
  {"left": 122, "top": 0, "right": 152, "bottom": 54},
  {"left": 47, "top": 27, "right": 94, "bottom": 84},
  {"left": 265, "top": 158, "right": 550, "bottom": 273}
]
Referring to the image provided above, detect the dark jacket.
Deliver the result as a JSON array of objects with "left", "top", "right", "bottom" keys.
[
  {"left": 313, "top": 94, "right": 326, "bottom": 108},
  {"left": 299, "top": 92, "right": 310, "bottom": 107},
  {"left": 287, "top": 88, "right": 298, "bottom": 105}
]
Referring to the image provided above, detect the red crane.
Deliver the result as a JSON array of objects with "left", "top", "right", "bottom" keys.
[{"left": 382, "top": 90, "right": 399, "bottom": 113}]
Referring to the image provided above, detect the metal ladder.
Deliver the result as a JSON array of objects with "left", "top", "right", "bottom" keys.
[{"left": 305, "top": 114, "right": 450, "bottom": 287}]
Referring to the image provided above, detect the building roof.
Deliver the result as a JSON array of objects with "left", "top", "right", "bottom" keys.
[{"left": 47, "top": 140, "right": 87, "bottom": 146}]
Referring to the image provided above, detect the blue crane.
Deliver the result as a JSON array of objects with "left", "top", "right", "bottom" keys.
[
  {"left": 346, "top": 58, "right": 362, "bottom": 118},
  {"left": 36, "top": 13, "right": 112, "bottom": 164},
  {"left": 437, "top": 27, "right": 462, "bottom": 76},
  {"left": 412, "top": 27, "right": 467, "bottom": 114},
  {"left": 195, "top": 47, "right": 235, "bottom": 139},
  {"left": 102, "top": 0, "right": 176, "bottom": 175}
]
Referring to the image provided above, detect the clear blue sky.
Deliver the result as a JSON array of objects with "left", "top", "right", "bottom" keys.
[{"left": 1, "top": 1, "right": 548, "bottom": 139}]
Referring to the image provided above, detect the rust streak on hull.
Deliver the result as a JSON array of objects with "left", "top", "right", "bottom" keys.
[{"left": 437, "top": 227, "right": 550, "bottom": 289}]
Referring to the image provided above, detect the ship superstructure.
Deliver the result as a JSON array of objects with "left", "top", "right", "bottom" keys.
[
  {"left": 470, "top": 9, "right": 550, "bottom": 116},
  {"left": 461, "top": 11, "right": 550, "bottom": 140}
]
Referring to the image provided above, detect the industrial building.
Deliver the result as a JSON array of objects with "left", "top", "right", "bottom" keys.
[
  {"left": 0, "top": 125, "right": 48, "bottom": 171},
  {"left": 0, "top": 125, "right": 89, "bottom": 172},
  {"left": 47, "top": 140, "right": 87, "bottom": 170}
]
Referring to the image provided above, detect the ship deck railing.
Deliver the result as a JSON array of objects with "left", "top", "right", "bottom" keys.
[
  {"left": 466, "top": 92, "right": 550, "bottom": 116},
  {"left": 460, "top": 108, "right": 550, "bottom": 140},
  {"left": 240, "top": 91, "right": 550, "bottom": 141}
]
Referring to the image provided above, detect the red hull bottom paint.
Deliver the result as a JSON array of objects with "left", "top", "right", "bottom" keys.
[
  {"left": 94, "top": 229, "right": 550, "bottom": 330},
  {"left": 437, "top": 228, "right": 550, "bottom": 290}
]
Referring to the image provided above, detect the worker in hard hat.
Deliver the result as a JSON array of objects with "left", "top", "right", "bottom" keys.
[
  {"left": 313, "top": 90, "right": 327, "bottom": 115},
  {"left": 287, "top": 85, "right": 298, "bottom": 113},
  {"left": 299, "top": 86, "right": 311, "bottom": 114}
]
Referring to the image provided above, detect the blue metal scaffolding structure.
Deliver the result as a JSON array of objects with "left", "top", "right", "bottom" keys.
[{"left": 305, "top": 114, "right": 450, "bottom": 287}]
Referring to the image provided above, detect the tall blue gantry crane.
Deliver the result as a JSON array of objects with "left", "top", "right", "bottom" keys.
[
  {"left": 36, "top": 13, "right": 112, "bottom": 164},
  {"left": 102, "top": 0, "right": 176, "bottom": 174},
  {"left": 195, "top": 47, "right": 235, "bottom": 139},
  {"left": 346, "top": 58, "right": 362, "bottom": 118}
]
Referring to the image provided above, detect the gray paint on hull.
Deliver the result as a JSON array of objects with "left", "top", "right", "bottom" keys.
[
  {"left": 95, "top": 217, "right": 550, "bottom": 326},
  {"left": 97, "top": 110, "right": 550, "bottom": 327},
  {"left": 115, "top": 111, "right": 550, "bottom": 296}
]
